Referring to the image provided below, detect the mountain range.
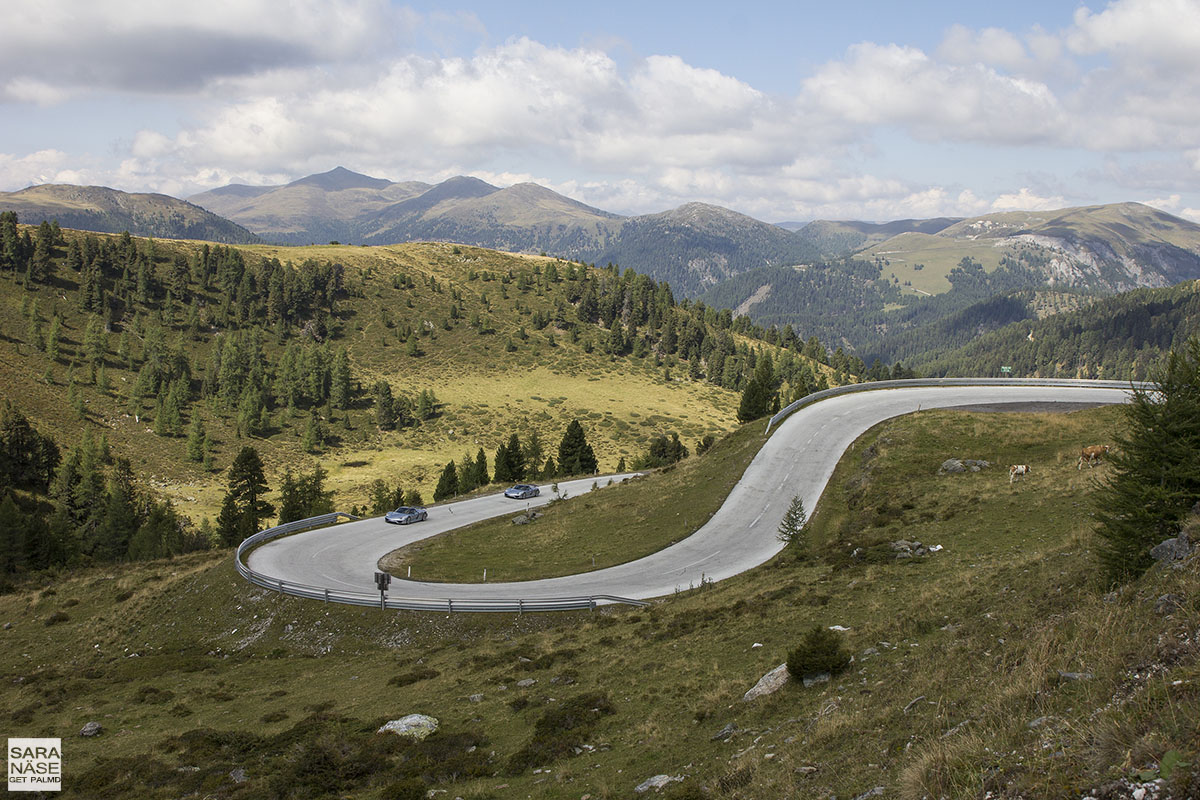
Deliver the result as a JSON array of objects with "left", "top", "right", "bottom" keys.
[
  {"left": 0, "top": 183, "right": 259, "bottom": 244},
  {"left": 185, "top": 168, "right": 1200, "bottom": 300},
  {"left": 189, "top": 167, "right": 818, "bottom": 296},
  {"left": 6, "top": 167, "right": 1200, "bottom": 307}
]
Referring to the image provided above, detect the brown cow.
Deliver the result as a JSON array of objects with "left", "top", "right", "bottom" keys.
[
  {"left": 1077, "top": 444, "right": 1110, "bottom": 470},
  {"left": 1009, "top": 464, "right": 1031, "bottom": 484}
]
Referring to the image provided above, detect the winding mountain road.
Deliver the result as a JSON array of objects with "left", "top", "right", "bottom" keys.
[{"left": 246, "top": 380, "right": 1135, "bottom": 606}]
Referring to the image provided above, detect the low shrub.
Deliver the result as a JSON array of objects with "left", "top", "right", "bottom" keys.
[
  {"left": 506, "top": 691, "right": 614, "bottom": 775},
  {"left": 786, "top": 625, "right": 851, "bottom": 680},
  {"left": 388, "top": 666, "right": 439, "bottom": 687}
]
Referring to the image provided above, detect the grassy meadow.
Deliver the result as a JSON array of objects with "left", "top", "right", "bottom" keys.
[{"left": 2, "top": 403, "right": 1196, "bottom": 799}]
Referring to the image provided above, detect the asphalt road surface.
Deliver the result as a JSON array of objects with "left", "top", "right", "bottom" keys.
[{"left": 248, "top": 382, "right": 1133, "bottom": 603}]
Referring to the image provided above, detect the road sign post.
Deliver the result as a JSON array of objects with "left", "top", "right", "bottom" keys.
[{"left": 374, "top": 571, "right": 391, "bottom": 610}]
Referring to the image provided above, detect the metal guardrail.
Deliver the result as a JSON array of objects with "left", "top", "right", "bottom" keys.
[
  {"left": 235, "top": 512, "right": 649, "bottom": 612},
  {"left": 765, "top": 377, "right": 1148, "bottom": 433}
]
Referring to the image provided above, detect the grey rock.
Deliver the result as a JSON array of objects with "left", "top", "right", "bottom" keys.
[
  {"left": 635, "top": 774, "right": 683, "bottom": 793},
  {"left": 229, "top": 767, "right": 247, "bottom": 783},
  {"left": 377, "top": 714, "right": 438, "bottom": 740},
  {"left": 852, "top": 787, "right": 886, "bottom": 800},
  {"left": 940, "top": 459, "right": 966, "bottom": 474},
  {"left": 1154, "top": 594, "right": 1183, "bottom": 615},
  {"left": 3, "top": 622, "right": 10, "bottom": 630},
  {"left": 860, "top": 647, "right": 879, "bottom": 658},
  {"left": 1057, "top": 670, "right": 1094, "bottom": 681},
  {"left": 512, "top": 514, "right": 530, "bottom": 525},
  {"left": 802, "top": 672, "right": 831, "bottom": 688},
  {"left": 468, "top": 694, "right": 483, "bottom": 703},
  {"left": 80, "top": 721, "right": 102, "bottom": 737},
  {"left": 516, "top": 678, "right": 537, "bottom": 688},
  {"left": 742, "top": 663, "right": 789, "bottom": 702},
  {"left": 1027, "top": 716, "right": 1051, "bottom": 729},
  {"left": 1150, "top": 532, "right": 1193, "bottom": 563},
  {"left": 711, "top": 722, "right": 738, "bottom": 742}
]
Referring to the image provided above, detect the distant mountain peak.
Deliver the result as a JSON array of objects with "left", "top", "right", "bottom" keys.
[{"left": 287, "top": 166, "right": 392, "bottom": 192}]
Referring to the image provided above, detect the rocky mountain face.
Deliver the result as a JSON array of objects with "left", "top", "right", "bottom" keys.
[
  {"left": 0, "top": 184, "right": 260, "bottom": 244},
  {"left": 932, "top": 203, "right": 1200, "bottom": 292}
]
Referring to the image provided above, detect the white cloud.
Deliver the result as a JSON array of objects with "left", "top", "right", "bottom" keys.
[
  {"left": 1180, "top": 208, "right": 1200, "bottom": 223},
  {"left": 1142, "top": 193, "right": 1182, "bottom": 212},
  {"left": 0, "top": 0, "right": 412, "bottom": 99},
  {"left": 0, "top": 149, "right": 88, "bottom": 188},
  {"left": 802, "top": 43, "right": 1065, "bottom": 145},
  {"left": 990, "top": 188, "right": 1065, "bottom": 211},
  {"left": 1068, "top": 0, "right": 1200, "bottom": 68},
  {"left": 5, "top": 2, "right": 1200, "bottom": 222},
  {"left": 938, "top": 24, "right": 1030, "bottom": 71}
]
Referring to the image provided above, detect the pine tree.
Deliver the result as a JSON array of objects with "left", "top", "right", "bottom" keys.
[
  {"left": 186, "top": 417, "right": 206, "bottom": 462},
  {"left": 434, "top": 460, "right": 459, "bottom": 501},
  {"left": 557, "top": 420, "right": 598, "bottom": 476},
  {"left": 493, "top": 440, "right": 513, "bottom": 483},
  {"left": 458, "top": 451, "right": 477, "bottom": 493},
  {"left": 470, "top": 447, "right": 489, "bottom": 487},
  {"left": 330, "top": 347, "right": 352, "bottom": 409},
  {"left": 368, "top": 479, "right": 392, "bottom": 515},
  {"left": 373, "top": 380, "right": 396, "bottom": 429},
  {"left": 777, "top": 495, "right": 808, "bottom": 546},
  {"left": 277, "top": 470, "right": 306, "bottom": 524},
  {"left": 1095, "top": 337, "right": 1200, "bottom": 582},
  {"left": 218, "top": 446, "right": 273, "bottom": 545},
  {"left": 522, "top": 432, "right": 544, "bottom": 474},
  {"left": 45, "top": 315, "right": 62, "bottom": 361},
  {"left": 504, "top": 433, "right": 525, "bottom": 481},
  {"left": 301, "top": 415, "right": 322, "bottom": 453}
]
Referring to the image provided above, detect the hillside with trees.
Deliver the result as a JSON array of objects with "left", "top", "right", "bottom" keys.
[
  {"left": 0, "top": 211, "right": 841, "bottom": 578},
  {"left": 898, "top": 281, "right": 1200, "bottom": 379}
]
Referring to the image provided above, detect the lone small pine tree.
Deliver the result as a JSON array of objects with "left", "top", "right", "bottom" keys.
[{"left": 777, "top": 495, "right": 808, "bottom": 547}]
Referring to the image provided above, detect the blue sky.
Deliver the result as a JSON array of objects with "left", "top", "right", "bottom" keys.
[{"left": 2, "top": 0, "right": 1198, "bottom": 222}]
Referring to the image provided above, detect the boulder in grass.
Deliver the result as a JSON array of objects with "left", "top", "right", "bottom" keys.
[
  {"left": 377, "top": 714, "right": 438, "bottom": 740},
  {"left": 80, "top": 721, "right": 102, "bottom": 737},
  {"left": 635, "top": 774, "right": 683, "bottom": 793},
  {"left": 742, "top": 663, "right": 789, "bottom": 702}
]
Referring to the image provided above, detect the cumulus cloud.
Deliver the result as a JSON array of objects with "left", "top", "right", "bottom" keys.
[
  {"left": 802, "top": 43, "right": 1065, "bottom": 145},
  {"left": 990, "top": 188, "right": 1065, "bottom": 211},
  {"left": 1068, "top": 0, "right": 1200, "bottom": 67},
  {"left": 937, "top": 24, "right": 1030, "bottom": 71},
  {"left": 0, "top": 149, "right": 96, "bottom": 188},
  {"left": 0, "top": 0, "right": 410, "bottom": 99},
  {"left": 4, "top": 0, "right": 1200, "bottom": 221}
]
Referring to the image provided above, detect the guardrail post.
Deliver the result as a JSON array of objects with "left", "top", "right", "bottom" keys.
[
  {"left": 589, "top": 598, "right": 596, "bottom": 612},
  {"left": 518, "top": 599, "right": 523, "bottom": 615},
  {"left": 323, "top": 588, "right": 328, "bottom": 604},
  {"left": 447, "top": 598, "right": 452, "bottom": 614},
  {"left": 277, "top": 579, "right": 284, "bottom": 592}
]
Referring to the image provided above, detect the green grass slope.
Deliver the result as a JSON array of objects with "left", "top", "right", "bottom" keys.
[{"left": 2, "top": 405, "right": 1196, "bottom": 799}]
